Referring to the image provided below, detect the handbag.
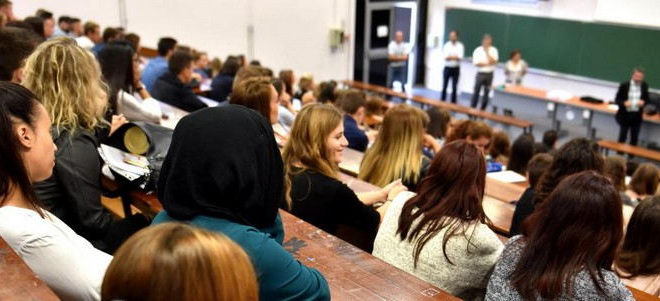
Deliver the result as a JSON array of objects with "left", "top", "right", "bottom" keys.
[{"left": 104, "top": 122, "right": 173, "bottom": 190}]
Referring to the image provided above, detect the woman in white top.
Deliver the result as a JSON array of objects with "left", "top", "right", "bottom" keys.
[
  {"left": 373, "top": 140, "right": 503, "bottom": 300},
  {"left": 504, "top": 50, "right": 528, "bottom": 85},
  {"left": 0, "top": 82, "right": 112, "bottom": 301},
  {"left": 98, "top": 41, "right": 162, "bottom": 123}
]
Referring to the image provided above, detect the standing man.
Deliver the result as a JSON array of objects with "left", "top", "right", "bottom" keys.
[
  {"left": 615, "top": 67, "right": 649, "bottom": 146},
  {"left": 441, "top": 30, "right": 464, "bottom": 103},
  {"left": 471, "top": 34, "right": 498, "bottom": 110},
  {"left": 387, "top": 30, "right": 411, "bottom": 92}
]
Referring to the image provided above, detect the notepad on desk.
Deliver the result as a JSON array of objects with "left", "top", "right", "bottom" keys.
[{"left": 487, "top": 170, "right": 527, "bottom": 183}]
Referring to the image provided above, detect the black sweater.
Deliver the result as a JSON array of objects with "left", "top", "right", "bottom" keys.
[
  {"left": 289, "top": 169, "right": 380, "bottom": 247},
  {"left": 152, "top": 71, "right": 208, "bottom": 112}
]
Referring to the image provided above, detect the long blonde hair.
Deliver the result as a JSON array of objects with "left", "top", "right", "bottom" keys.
[
  {"left": 359, "top": 104, "right": 425, "bottom": 187},
  {"left": 102, "top": 223, "right": 258, "bottom": 301},
  {"left": 282, "top": 104, "right": 342, "bottom": 207},
  {"left": 22, "top": 37, "right": 108, "bottom": 133}
]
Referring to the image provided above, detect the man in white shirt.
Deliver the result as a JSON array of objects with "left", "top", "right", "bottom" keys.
[
  {"left": 441, "top": 30, "right": 464, "bottom": 103},
  {"left": 75, "top": 21, "right": 101, "bottom": 50},
  {"left": 471, "top": 34, "right": 498, "bottom": 110},
  {"left": 387, "top": 30, "right": 411, "bottom": 92}
]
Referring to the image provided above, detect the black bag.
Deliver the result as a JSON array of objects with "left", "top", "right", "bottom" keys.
[
  {"left": 104, "top": 122, "right": 173, "bottom": 190},
  {"left": 580, "top": 96, "right": 604, "bottom": 104}
]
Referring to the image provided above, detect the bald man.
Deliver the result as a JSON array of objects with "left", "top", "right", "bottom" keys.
[{"left": 387, "top": 30, "right": 411, "bottom": 92}]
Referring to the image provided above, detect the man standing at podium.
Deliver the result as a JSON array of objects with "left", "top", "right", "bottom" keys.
[
  {"left": 387, "top": 30, "right": 411, "bottom": 92},
  {"left": 615, "top": 67, "right": 649, "bottom": 146},
  {"left": 471, "top": 34, "right": 498, "bottom": 110}
]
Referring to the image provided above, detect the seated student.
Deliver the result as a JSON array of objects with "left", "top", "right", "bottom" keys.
[
  {"left": 339, "top": 90, "right": 370, "bottom": 151},
  {"left": 488, "top": 130, "right": 511, "bottom": 165},
  {"left": 23, "top": 37, "right": 150, "bottom": 254},
  {"left": 232, "top": 65, "right": 272, "bottom": 90},
  {"left": 615, "top": 196, "right": 660, "bottom": 296},
  {"left": 271, "top": 78, "right": 294, "bottom": 137},
  {"left": 102, "top": 223, "right": 258, "bottom": 301},
  {"left": 142, "top": 37, "right": 177, "bottom": 92},
  {"left": 209, "top": 55, "right": 239, "bottom": 102},
  {"left": 229, "top": 77, "right": 282, "bottom": 141},
  {"left": 98, "top": 41, "right": 161, "bottom": 123},
  {"left": 283, "top": 104, "right": 406, "bottom": 251},
  {"left": 625, "top": 163, "right": 659, "bottom": 206},
  {"left": 365, "top": 96, "right": 387, "bottom": 128},
  {"left": 22, "top": 16, "right": 48, "bottom": 41},
  {"left": 75, "top": 21, "right": 102, "bottom": 50},
  {"left": 153, "top": 105, "right": 330, "bottom": 300},
  {"left": 152, "top": 50, "right": 208, "bottom": 112},
  {"left": 0, "top": 26, "right": 40, "bottom": 83},
  {"left": 445, "top": 120, "right": 493, "bottom": 153},
  {"left": 604, "top": 156, "right": 632, "bottom": 204},
  {"left": 0, "top": 82, "right": 112, "bottom": 301},
  {"left": 374, "top": 140, "right": 504, "bottom": 300},
  {"left": 509, "top": 153, "right": 552, "bottom": 236},
  {"left": 191, "top": 50, "right": 210, "bottom": 79},
  {"left": 294, "top": 73, "right": 316, "bottom": 105},
  {"left": 542, "top": 129, "right": 558, "bottom": 151},
  {"left": 360, "top": 104, "right": 430, "bottom": 191},
  {"left": 425, "top": 107, "right": 451, "bottom": 146},
  {"left": 91, "top": 27, "right": 120, "bottom": 55},
  {"left": 279, "top": 69, "right": 295, "bottom": 99},
  {"left": 486, "top": 171, "right": 633, "bottom": 300},
  {"left": 507, "top": 133, "right": 535, "bottom": 175},
  {"left": 51, "top": 15, "right": 70, "bottom": 38},
  {"left": 509, "top": 138, "right": 603, "bottom": 236},
  {"left": 315, "top": 81, "right": 338, "bottom": 105}
]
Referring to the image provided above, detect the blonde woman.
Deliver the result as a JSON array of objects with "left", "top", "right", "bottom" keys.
[
  {"left": 283, "top": 104, "right": 406, "bottom": 251},
  {"left": 22, "top": 37, "right": 149, "bottom": 254},
  {"left": 359, "top": 104, "right": 431, "bottom": 191},
  {"left": 102, "top": 223, "right": 258, "bottom": 301}
]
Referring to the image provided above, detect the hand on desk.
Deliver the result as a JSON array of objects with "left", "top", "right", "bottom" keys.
[{"left": 382, "top": 179, "right": 407, "bottom": 202}]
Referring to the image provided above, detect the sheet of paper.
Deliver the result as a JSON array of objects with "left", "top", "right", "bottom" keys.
[
  {"left": 99, "top": 144, "right": 149, "bottom": 176},
  {"left": 198, "top": 95, "right": 219, "bottom": 107},
  {"left": 487, "top": 170, "right": 527, "bottom": 183}
]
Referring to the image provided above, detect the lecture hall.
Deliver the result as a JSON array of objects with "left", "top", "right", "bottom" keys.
[{"left": 1, "top": 0, "right": 660, "bottom": 300}]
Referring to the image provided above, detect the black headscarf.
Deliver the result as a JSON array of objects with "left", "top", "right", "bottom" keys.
[{"left": 158, "top": 104, "right": 283, "bottom": 228}]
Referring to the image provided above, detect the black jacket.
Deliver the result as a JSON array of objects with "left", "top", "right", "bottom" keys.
[
  {"left": 209, "top": 74, "right": 234, "bottom": 102},
  {"left": 35, "top": 128, "right": 113, "bottom": 241},
  {"left": 615, "top": 80, "right": 649, "bottom": 123},
  {"left": 152, "top": 71, "right": 208, "bottom": 112}
]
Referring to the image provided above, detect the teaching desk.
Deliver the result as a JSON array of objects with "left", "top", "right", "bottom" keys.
[
  {"left": 0, "top": 237, "right": 59, "bottom": 301},
  {"left": 494, "top": 85, "right": 660, "bottom": 144}
]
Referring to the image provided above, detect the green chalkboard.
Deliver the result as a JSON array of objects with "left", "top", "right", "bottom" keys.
[{"left": 444, "top": 8, "right": 660, "bottom": 88}]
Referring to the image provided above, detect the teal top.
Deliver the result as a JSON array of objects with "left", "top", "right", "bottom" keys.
[{"left": 153, "top": 211, "right": 330, "bottom": 301}]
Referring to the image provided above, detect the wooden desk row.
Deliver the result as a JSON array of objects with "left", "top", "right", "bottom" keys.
[
  {"left": 0, "top": 238, "right": 59, "bottom": 300},
  {"left": 598, "top": 140, "right": 660, "bottom": 162},
  {"left": 343, "top": 80, "right": 534, "bottom": 133}
]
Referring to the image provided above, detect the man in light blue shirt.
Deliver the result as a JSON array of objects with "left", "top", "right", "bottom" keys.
[
  {"left": 142, "top": 37, "right": 177, "bottom": 93},
  {"left": 51, "top": 16, "right": 71, "bottom": 38}
]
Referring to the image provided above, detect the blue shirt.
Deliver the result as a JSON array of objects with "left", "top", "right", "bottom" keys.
[
  {"left": 343, "top": 114, "right": 368, "bottom": 152},
  {"left": 142, "top": 56, "right": 169, "bottom": 93},
  {"left": 153, "top": 212, "right": 330, "bottom": 301},
  {"left": 90, "top": 43, "right": 105, "bottom": 56}
]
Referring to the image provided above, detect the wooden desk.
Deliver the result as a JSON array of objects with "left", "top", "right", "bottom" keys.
[
  {"left": 280, "top": 210, "right": 458, "bottom": 300},
  {"left": 339, "top": 148, "right": 364, "bottom": 177},
  {"left": 0, "top": 237, "right": 59, "bottom": 301},
  {"left": 485, "top": 177, "right": 526, "bottom": 203},
  {"left": 344, "top": 80, "right": 533, "bottom": 132},
  {"left": 598, "top": 140, "right": 660, "bottom": 162}
]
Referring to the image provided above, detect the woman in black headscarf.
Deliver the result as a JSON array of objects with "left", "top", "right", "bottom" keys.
[{"left": 152, "top": 105, "right": 330, "bottom": 301}]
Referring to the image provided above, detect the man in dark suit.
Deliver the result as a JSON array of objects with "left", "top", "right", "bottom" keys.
[{"left": 615, "top": 67, "right": 649, "bottom": 146}]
